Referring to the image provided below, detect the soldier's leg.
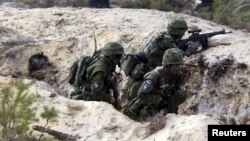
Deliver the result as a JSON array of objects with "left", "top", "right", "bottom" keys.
[
  {"left": 139, "top": 94, "right": 162, "bottom": 108},
  {"left": 166, "top": 90, "right": 187, "bottom": 113},
  {"left": 123, "top": 80, "right": 143, "bottom": 108},
  {"left": 127, "top": 81, "right": 143, "bottom": 101},
  {"left": 70, "top": 88, "right": 93, "bottom": 101},
  {"left": 137, "top": 94, "right": 162, "bottom": 119},
  {"left": 138, "top": 105, "right": 158, "bottom": 120},
  {"left": 122, "top": 97, "right": 144, "bottom": 120},
  {"left": 175, "top": 89, "right": 187, "bottom": 106},
  {"left": 70, "top": 87, "right": 83, "bottom": 100}
]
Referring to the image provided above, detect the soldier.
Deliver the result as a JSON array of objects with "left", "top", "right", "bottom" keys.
[
  {"left": 71, "top": 42, "right": 124, "bottom": 106},
  {"left": 121, "top": 17, "right": 199, "bottom": 107},
  {"left": 120, "top": 52, "right": 149, "bottom": 105},
  {"left": 142, "top": 17, "right": 199, "bottom": 68},
  {"left": 122, "top": 48, "right": 187, "bottom": 120}
]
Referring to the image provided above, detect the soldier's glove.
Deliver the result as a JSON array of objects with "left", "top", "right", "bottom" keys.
[
  {"left": 184, "top": 41, "right": 200, "bottom": 56},
  {"left": 189, "top": 41, "right": 200, "bottom": 50}
]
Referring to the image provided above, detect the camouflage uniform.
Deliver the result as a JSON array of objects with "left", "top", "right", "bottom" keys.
[
  {"left": 142, "top": 17, "right": 198, "bottom": 68},
  {"left": 123, "top": 48, "right": 187, "bottom": 120},
  {"left": 72, "top": 42, "right": 124, "bottom": 104},
  {"left": 122, "top": 17, "right": 196, "bottom": 108},
  {"left": 120, "top": 52, "right": 149, "bottom": 102}
]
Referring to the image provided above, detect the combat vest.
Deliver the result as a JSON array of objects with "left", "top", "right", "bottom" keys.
[
  {"left": 142, "top": 31, "right": 178, "bottom": 68},
  {"left": 120, "top": 53, "right": 148, "bottom": 80}
]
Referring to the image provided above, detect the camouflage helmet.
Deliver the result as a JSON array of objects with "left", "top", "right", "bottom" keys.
[
  {"left": 162, "top": 48, "right": 184, "bottom": 66},
  {"left": 167, "top": 17, "right": 188, "bottom": 36},
  {"left": 102, "top": 42, "right": 124, "bottom": 56}
]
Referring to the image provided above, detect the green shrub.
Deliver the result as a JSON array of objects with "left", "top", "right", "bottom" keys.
[
  {"left": 0, "top": 79, "right": 37, "bottom": 141},
  {"left": 193, "top": 0, "right": 250, "bottom": 31},
  {"left": 38, "top": 106, "right": 58, "bottom": 141}
]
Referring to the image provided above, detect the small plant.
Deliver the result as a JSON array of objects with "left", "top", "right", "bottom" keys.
[
  {"left": 38, "top": 106, "right": 58, "bottom": 141},
  {"left": 0, "top": 78, "right": 37, "bottom": 141},
  {"left": 0, "top": 135, "right": 4, "bottom": 141}
]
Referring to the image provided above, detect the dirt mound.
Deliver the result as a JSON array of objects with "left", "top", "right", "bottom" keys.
[
  {"left": 0, "top": 76, "right": 221, "bottom": 141},
  {"left": 0, "top": 6, "right": 249, "bottom": 140}
]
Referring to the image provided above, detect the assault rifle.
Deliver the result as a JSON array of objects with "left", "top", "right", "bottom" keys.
[{"left": 176, "top": 28, "right": 232, "bottom": 51}]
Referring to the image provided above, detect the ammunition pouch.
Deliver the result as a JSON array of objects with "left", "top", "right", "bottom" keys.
[
  {"left": 131, "top": 63, "right": 148, "bottom": 79},
  {"left": 120, "top": 54, "right": 139, "bottom": 75}
]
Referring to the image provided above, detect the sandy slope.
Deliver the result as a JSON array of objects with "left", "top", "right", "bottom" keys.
[
  {"left": 0, "top": 76, "right": 221, "bottom": 141},
  {"left": 0, "top": 6, "right": 249, "bottom": 140}
]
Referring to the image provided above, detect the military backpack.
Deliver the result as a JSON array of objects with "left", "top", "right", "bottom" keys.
[
  {"left": 120, "top": 52, "right": 148, "bottom": 79},
  {"left": 68, "top": 56, "right": 95, "bottom": 89}
]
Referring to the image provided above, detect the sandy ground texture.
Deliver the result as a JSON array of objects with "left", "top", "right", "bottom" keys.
[
  {"left": 0, "top": 76, "right": 221, "bottom": 141},
  {"left": 0, "top": 6, "right": 250, "bottom": 140}
]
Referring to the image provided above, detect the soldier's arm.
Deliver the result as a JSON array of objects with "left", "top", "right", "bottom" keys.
[
  {"left": 138, "top": 70, "right": 158, "bottom": 96},
  {"left": 90, "top": 72, "right": 113, "bottom": 103},
  {"left": 182, "top": 41, "right": 200, "bottom": 57},
  {"left": 173, "top": 71, "right": 187, "bottom": 105},
  {"left": 138, "top": 68, "right": 168, "bottom": 97},
  {"left": 138, "top": 79, "right": 163, "bottom": 106},
  {"left": 138, "top": 79, "right": 155, "bottom": 96},
  {"left": 158, "top": 37, "right": 177, "bottom": 51}
]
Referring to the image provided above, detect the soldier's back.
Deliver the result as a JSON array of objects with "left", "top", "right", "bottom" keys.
[
  {"left": 142, "top": 32, "right": 176, "bottom": 68},
  {"left": 86, "top": 56, "right": 113, "bottom": 81}
]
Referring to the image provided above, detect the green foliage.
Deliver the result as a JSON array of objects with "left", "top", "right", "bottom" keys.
[
  {"left": 41, "top": 106, "right": 58, "bottom": 123},
  {"left": 121, "top": 0, "right": 250, "bottom": 31},
  {"left": 38, "top": 106, "right": 58, "bottom": 141},
  {"left": 0, "top": 136, "right": 5, "bottom": 141},
  {"left": 232, "top": 11, "right": 250, "bottom": 30},
  {"left": 0, "top": 79, "right": 37, "bottom": 141},
  {"left": 194, "top": 0, "right": 250, "bottom": 31},
  {"left": 41, "top": 136, "right": 53, "bottom": 141}
]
